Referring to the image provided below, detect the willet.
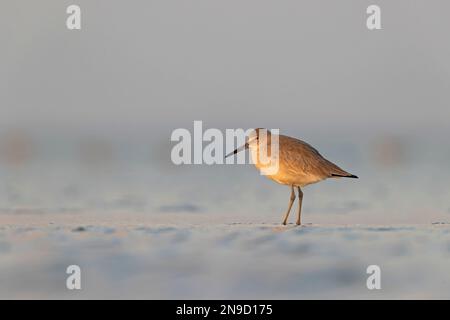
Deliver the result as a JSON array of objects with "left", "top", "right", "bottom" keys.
[{"left": 226, "top": 129, "right": 358, "bottom": 225}]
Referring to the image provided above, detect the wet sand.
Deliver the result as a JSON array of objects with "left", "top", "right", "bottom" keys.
[{"left": 1, "top": 213, "right": 450, "bottom": 299}]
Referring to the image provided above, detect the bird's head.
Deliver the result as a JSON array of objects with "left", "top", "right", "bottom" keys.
[{"left": 225, "top": 128, "right": 271, "bottom": 158}]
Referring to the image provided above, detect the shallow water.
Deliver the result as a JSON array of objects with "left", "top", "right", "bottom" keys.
[{"left": 1, "top": 135, "right": 449, "bottom": 224}]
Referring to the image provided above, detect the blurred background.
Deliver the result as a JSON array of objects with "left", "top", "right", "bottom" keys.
[
  {"left": 3, "top": 0, "right": 450, "bottom": 300},
  {"left": 1, "top": 0, "right": 450, "bottom": 224}
]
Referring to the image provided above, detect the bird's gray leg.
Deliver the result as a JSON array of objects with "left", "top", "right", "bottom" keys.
[
  {"left": 282, "top": 186, "right": 296, "bottom": 225},
  {"left": 296, "top": 187, "right": 303, "bottom": 225}
]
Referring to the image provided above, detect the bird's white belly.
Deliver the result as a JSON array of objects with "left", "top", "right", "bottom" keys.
[{"left": 255, "top": 165, "right": 323, "bottom": 187}]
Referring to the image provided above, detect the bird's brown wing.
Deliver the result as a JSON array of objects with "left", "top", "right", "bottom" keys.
[{"left": 279, "top": 135, "right": 352, "bottom": 179}]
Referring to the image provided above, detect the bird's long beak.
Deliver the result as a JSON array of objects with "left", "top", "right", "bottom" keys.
[{"left": 225, "top": 142, "right": 249, "bottom": 158}]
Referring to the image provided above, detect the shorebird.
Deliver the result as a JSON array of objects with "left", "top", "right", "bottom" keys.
[{"left": 225, "top": 129, "right": 358, "bottom": 225}]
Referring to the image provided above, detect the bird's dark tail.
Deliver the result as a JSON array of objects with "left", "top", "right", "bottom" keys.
[{"left": 331, "top": 173, "right": 358, "bottom": 179}]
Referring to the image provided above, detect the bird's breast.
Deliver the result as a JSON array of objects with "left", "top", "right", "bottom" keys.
[{"left": 253, "top": 165, "right": 320, "bottom": 187}]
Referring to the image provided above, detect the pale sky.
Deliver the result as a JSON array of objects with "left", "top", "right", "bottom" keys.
[{"left": 2, "top": 1, "right": 450, "bottom": 138}]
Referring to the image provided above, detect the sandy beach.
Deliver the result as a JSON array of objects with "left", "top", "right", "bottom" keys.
[{"left": 1, "top": 212, "right": 450, "bottom": 299}]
